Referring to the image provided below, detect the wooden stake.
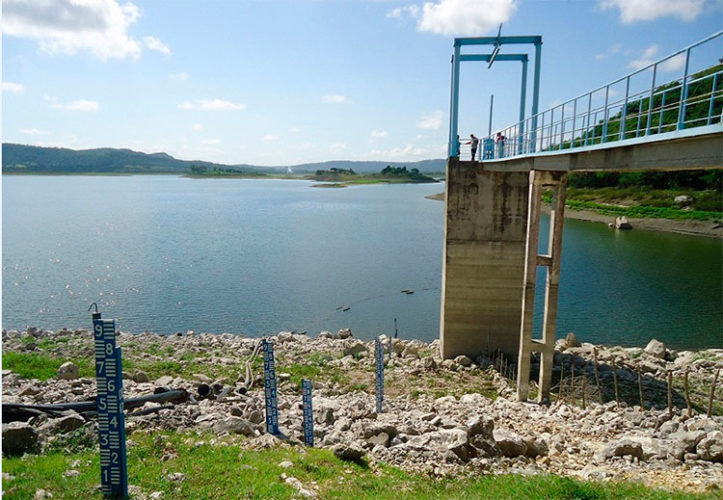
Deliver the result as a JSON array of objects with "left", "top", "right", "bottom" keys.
[
  {"left": 708, "top": 368, "right": 720, "bottom": 418},
  {"left": 667, "top": 370, "right": 673, "bottom": 417},
  {"left": 637, "top": 363, "right": 644, "bottom": 411},
  {"left": 557, "top": 362, "right": 565, "bottom": 403},
  {"left": 581, "top": 369, "right": 587, "bottom": 410},
  {"left": 570, "top": 362, "right": 576, "bottom": 405},
  {"left": 684, "top": 368, "right": 692, "bottom": 417},
  {"left": 593, "top": 348, "right": 603, "bottom": 404},
  {"left": 612, "top": 358, "right": 620, "bottom": 409}
]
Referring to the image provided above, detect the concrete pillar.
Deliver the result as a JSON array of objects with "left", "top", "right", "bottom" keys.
[
  {"left": 516, "top": 170, "right": 567, "bottom": 404},
  {"left": 440, "top": 158, "right": 529, "bottom": 359}
]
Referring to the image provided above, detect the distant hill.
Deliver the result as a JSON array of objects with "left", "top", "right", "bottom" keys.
[
  {"left": 2, "top": 143, "right": 446, "bottom": 175},
  {"left": 1, "top": 143, "right": 261, "bottom": 175}
]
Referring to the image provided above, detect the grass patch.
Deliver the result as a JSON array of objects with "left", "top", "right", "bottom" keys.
[
  {"left": 542, "top": 187, "right": 723, "bottom": 221},
  {"left": 2, "top": 352, "right": 93, "bottom": 380},
  {"left": 2, "top": 430, "right": 713, "bottom": 500}
]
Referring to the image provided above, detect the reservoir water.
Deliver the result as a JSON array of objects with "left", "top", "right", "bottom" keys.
[{"left": 2, "top": 175, "right": 721, "bottom": 350}]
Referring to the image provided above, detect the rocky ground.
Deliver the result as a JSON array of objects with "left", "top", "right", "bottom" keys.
[{"left": 2, "top": 327, "right": 722, "bottom": 494}]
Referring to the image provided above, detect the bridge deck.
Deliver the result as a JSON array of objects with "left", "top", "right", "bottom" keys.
[{"left": 477, "top": 125, "right": 723, "bottom": 173}]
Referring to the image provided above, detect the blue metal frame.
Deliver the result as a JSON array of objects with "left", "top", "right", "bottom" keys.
[
  {"left": 448, "top": 35, "right": 542, "bottom": 158},
  {"left": 487, "top": 31, "right": 722, "bottom": 161}
]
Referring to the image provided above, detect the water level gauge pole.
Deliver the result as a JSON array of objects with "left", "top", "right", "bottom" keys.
[
  {"left": 91, "top": 303, "right": 128, "bottom": 499},
  {"left": 262, "top": 339, "right": 280, "bottom": 435}
]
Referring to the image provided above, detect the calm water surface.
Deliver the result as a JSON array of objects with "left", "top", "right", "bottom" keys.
[{"left": 2, "top": 175, "right": 721, "bottom": 349}]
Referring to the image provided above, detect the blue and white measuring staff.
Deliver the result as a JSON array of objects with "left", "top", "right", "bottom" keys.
[
  {"left": 92, "top": 309, "right": 128, "bottom": 499},
  {"left": 301, "top": 379, "right": 314, "bottom": 447},
  {"left": 375, "top": 337, "right": 384, "bottom": 413},
  {"left": 262, "top": 339, "right": 279, "bottom": 435}
]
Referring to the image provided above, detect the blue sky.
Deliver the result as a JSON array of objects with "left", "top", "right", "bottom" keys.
[{"left": 2, "top": 0, "right": 721, "bottom": 166}]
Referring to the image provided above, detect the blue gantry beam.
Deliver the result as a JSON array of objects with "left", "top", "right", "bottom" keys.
[{"left": 448, "top": 35, "right": 542, "bottom": 158}]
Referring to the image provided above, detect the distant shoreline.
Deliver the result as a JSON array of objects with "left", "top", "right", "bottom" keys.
[{"left": 425, "top": 192, "right": 723, "bottom": 238}]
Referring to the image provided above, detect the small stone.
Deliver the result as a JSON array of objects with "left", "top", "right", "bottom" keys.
[
  {"left": 336, "top": 328, "right": 353, "bottom": 339},
  {"left": 615, "top": 216, "right": 632, "bottom": 230},
  {"left": 57, "top": 361, "right": 79, "bottom": 380},
  {"left": 149, "top": 492, "right": 164, "bottom": 500},
  {"left": 674, "top": 195, "right": 693, "bottom": 207},
  {"left": 44, "top": 414, "right": 85, "bottom": 434},
  {"left": 62, "top": 469, "right": 80, "bottom": 478},
  {"left": 34, "top": 489, "right": 53, "bottom": 499},
  {"left": 565, "top": 332, "right": 581, "bottom": 348},
  {"left": 2, "top": 421, "right": 39, "bottom": 455},
  {"left": 167, "top": 472, "right": 186, "bottom": 481},
  {"left": 132, "top": 371, "right": 150, "bottom": 383},
  {"left": 343, "top": 342, "right": 367, "bottom": 357},
  {"left": 279, "top": 460, "right": 294, "bottom": 469},
  {"left": 285, "top": 476, "right": 303, "bottom": 489},
  {"left": 466, "top": 416, "right": 494, "bottom": 440},
  {"left": 494, "top": 430, "right": 527, "bottom": 458},
  {"left": 644, "top": 339, "right": 667, "bottom": 359},
  {"left": 246, "top": 409, "right": 264, "bottom": 425},
  {"left": 602, "top": 439, "right": 643, "bottom": 460},
  {"left": 213, "top": 417, "right": 255, "bottom": 436},
  {"left": 318, "top": 331, "right": 333, "bottom": 339},
  {"left": 155, "top": 375, "right": 174, "bottom": 386},
  {"left": 332, "top": 442, "right": 366, "bottom": 462},
  {"left": 454, "top": 355, "right": 472, "bottom": 367},
  {"left": 697, "top": 430, "right": 723, "bottom": 463}
]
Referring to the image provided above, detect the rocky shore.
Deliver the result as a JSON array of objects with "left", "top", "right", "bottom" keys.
[{"left": 2, "top": 327, "right": 722, "bottom": 494}]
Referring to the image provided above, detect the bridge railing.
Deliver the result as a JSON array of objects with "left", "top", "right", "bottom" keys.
[{"left": 482, "top": 31, "right": 723, "bottom": 161}]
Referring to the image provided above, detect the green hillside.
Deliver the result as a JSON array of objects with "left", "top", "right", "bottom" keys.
[{"left": 1, "top": 143, "right": 446, "bottom": 175}]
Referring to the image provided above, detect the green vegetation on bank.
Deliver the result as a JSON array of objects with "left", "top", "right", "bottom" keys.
[
  {"left": 311, "top": 165, "right": 438, "bottom": 186},
  {"left": 185, "top": 165, "right": 269, "bottom": 178},
  {"left": 2, "top": 430, "right": 711, "bottom": 500},
  {"left": 542, "top": 170, "right": 723, "bottom": 221},
  {"left": 549, "top": 63, "right": 722, "bottom": 151}
]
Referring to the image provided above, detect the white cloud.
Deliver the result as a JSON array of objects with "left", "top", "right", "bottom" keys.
[
  {"left": 387, "top": 5, "right": 420, "bottom": 19},
  {"left": 295, "top": 141, "right": 317, "bottom": 151},
  {"left": 600, "top": 0, "right": 705, "bottom": 22},
  {"left": 370, "top": 130, "right": 388, "bottom": 138},
  {"left": 628, "top": 44, "right": 686, "bottom": 71},
  {"left": 594, "top": 43, "right": 623, "bottom": 61},
  {"left": 192, "top": 123, "right": 203, "bottom": 132},
  {"left": 20, "top": 128, "right": 49, "bottom": 135},
  {"left": 143, "top": 36, "right": 171, "bottom": 55},
  {"left": 2, "top": 0, "right": 143, "bottom": 60},
  {"left": 323, "top": 94, "right": 348, "bottom": 104},
  {"left": 263, "top": 134, "right": 280, "bottom": 141},
  {"left": 288, "top": 127, "right": 301, "bottom": 133},
  {"left": 367, "top": 143, "right": 444, "bottom": 161},
  {"left": 417, "top": 110, "right": 444, "bottom": 130},
  {"left": 2, "top": 81, "right": 25, "bottom": 93},
  {"left": 178, "top": 99, "right": 246, "bottom": 111},
  {"left": 51, "top": 99, "right": 99, "bottom": 112},
  {"left": 170, "top": 72, "right": 189, "bottom": 81},
  {"left": 329, "top": 142, "right": 347, "bottom": 152},
  {"left": 201, "top": 138, "right": 221, "bottom": 145},
  {"left": 393, "top": 0, "right": 517, "bottom": 36}
]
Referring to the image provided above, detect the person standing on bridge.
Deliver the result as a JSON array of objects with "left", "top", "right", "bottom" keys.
[
  {"left": 496, "top": 132, "right": 506, "bottom": 158},
  {"left": 467, "top": 134, "right": 479, "bottom": 161}
]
